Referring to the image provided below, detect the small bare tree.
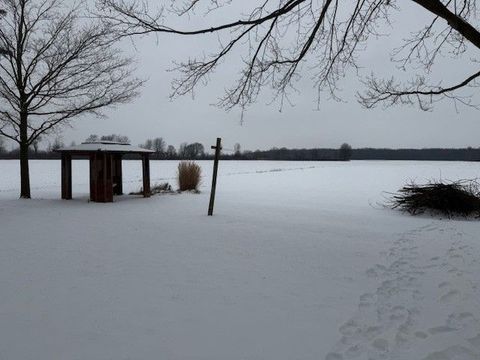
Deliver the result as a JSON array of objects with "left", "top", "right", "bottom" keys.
[
  {"left": 99, "top": 0, "right": 480, "bottom": 112},
  {"left": 339, "top": 143, "right": 353, "bottom": 161},
  {"left": 178, "top": 142, "right": 188, "bottom": 158},
  {"left": 142, "top": 138, "right": 153, "bottom": 150},
  {"left": 100, "top": 134, "right": 130, "bottom": 143},
  {"left": 152, "top": 137, "right": 166, "bottom": 156},
  {"left": 166, "top": 144, "right": 176, "bottom": 159},
  {"left": 49, "top": 136, "right": 64, "bottom": 152},
  {"left": 86, "top": 134, "right": 100, "bottom": 142},
  {"left": 234, "top": 143, "right": 241, "bottom": 157},
  {"left": 31, "top": 135, "right": 41, "bottom": 154},
  {"left": 0, "top": 0, "right": 143, "bottom": 198}
]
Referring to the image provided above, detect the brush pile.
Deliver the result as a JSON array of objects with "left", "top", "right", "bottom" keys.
[{"left": 390, "top": 180, "right": 480, "bottom": 217}]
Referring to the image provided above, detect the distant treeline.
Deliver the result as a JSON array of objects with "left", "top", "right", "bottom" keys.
[
  {"left": 1, "top": 134, "right": 479, "bottom": 161},
  {"left": 230, "top": 147, "right": 480, "bottom": 161},
  {"left": 351, "top": 148, "right": 480, "bottom": 161},
  {"left": 1, "top": 147, "right": 479, "bottom": 161}
]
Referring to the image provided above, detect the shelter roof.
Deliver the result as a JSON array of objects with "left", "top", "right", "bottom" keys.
[{"left": 57, "top": 141, "right": 154, "bottom": 154}]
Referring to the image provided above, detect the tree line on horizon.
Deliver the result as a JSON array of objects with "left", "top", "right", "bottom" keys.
[
  {"left": 1, "top": 135, "right": 479, "bottom": 161},
  {"left": 235, "top": 146, "right": 480, "bottom": 162}
]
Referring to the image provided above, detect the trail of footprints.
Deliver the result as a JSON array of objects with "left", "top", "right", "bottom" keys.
[{"left": 326, "top": 224, "right": 480, "bottom": 360}]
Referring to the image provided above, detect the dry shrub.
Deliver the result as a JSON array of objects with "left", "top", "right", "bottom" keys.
[
  {"left": 389, "top": 180, "right": 480, "bottom": 217},
  {"left": 177, "top": 161, "right": 201, "bottom": 192}
]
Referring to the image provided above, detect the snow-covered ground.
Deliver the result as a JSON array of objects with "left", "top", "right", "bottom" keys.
[{"left": 0, "top": 160, "right": 479, "bottom": 360}]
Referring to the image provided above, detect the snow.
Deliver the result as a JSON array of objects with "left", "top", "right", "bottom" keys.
[{"left": 0, "top": 160, "right": 479, "bottom": 360}]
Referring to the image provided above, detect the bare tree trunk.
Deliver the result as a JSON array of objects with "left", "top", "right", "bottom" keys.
[{"left": 19, "top": 114, "right": 30, "bottom": 199}]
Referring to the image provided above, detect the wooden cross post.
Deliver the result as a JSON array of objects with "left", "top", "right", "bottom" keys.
[{"left": 208, "top": 138, "right": 222, "bottom": 216}]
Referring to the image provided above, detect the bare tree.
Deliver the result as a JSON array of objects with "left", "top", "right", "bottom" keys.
[
  {"left": 185, "top": 142, "right": 204, "bottom": 159},
  {"left": 142, "top": 138, "right": 153, "bottom": 149},
  {"left": 86, "top": 134, "right": 100, "bottom": 142},
  {"left": 0, "top": 0, "right": 143, "bottom": 198},
  {"left": 339, "top": 143, "right": 353, "bottom": 161},
  {"left": 99, "top": 0, "right": 480, "bottom": 112},
  {"left": 234, "top": 143, "right": 241, "bottom": 157},
  {"left": 178, "top": 142, "right": 187, "bottom": 158},
  {"left": 166, "top": 144, "right": 176, "bottom": 159},
  {"left": 152, "top": 137, "right": 166, "bottom": 155},
  {"left": 49, "top": 136, "right": 64, "bottom": 152},
  {"left": 100, "top": 134, "right": 130, "bottom": 143},
  {"left": 31, "top": 135, "right": 41, "bottom": 154}
]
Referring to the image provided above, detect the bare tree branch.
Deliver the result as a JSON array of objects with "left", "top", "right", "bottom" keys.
[
  {"left": 358, "top": 70, "right": 480, "bottom": 109},
  {"left": 99, "top": 0, "right": 480, "bottom": 111},
  {"left": 99, "top": 0, "right": 396, "bottom": 109}
]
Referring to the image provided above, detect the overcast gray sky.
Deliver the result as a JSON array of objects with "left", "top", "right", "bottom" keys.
[{"left": 56, "top": 1, "right": 480, "bottom": 153}]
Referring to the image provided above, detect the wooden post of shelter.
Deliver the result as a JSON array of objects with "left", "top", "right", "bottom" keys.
[
  {"left": 89, "top": 151, "right": 114, "bottom": 203},
  {"left": 208, "top": 137, "right": 222, "bottom": 216},
  {"left": 113, "top": 154, "right": 123, "bottom": 195},
  {"left": 142, "top": 153, "right": 151, "bottom": 197},
  {"left": 89, "top": 153, "right": 96, "bottom": 201},
  {"left": 61, "top": 152, "right": 72, "bottom": 200},
  {"left": 104, "top": 153, "right": 113, "bottom": 202}
]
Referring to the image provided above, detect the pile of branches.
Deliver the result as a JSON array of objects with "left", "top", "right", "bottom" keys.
[{"left": 389, "top": 180, "right": 480, "bottom": 217}]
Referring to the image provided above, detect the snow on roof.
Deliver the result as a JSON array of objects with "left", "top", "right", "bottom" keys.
[{"left": 57, "top": 141, "right": 154, "bottom": 153}]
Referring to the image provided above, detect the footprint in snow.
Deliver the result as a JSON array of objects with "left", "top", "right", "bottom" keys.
[
  {"left": 359, "top": 293, "right": 375, "bottom": 308},
  {"left": 447, "top": 312, "right": 478, "bottom": 330},
  {"left": 414, "top": 331, "right": 428, "bottom": 339},
  {"left": 438, "top": 281, "right": 450, "bottom": 289},
  {"left": 366, "top": 264, "right": 387, "bottom": 278},
  {"left": 440, "top": 289, "right": 461, "bottom": 303},
  {"left": 428, "top": 325, "right": 456, "bottom": 335},
  {"left": 468, "top": 333, "right": 480, "bottom": 350},
  {"left": 422, "top": 345, "right": 479, "bottom": 360},
  {"left": 371, "top": 338, "right": 389, "bottom": 352}
]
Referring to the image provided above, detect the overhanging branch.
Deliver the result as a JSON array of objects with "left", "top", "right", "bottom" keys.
[{"left": 359, "top": 69, "right": 480, "bottom": 109}]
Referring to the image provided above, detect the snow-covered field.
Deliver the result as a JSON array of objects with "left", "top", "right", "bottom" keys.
[{"left": 0, "top": 160, "right": 479, "bottom": 360}]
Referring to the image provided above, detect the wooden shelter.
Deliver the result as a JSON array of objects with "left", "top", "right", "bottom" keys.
[{"left": 56, "top": 141, "right": 154, "bottom": 202}]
